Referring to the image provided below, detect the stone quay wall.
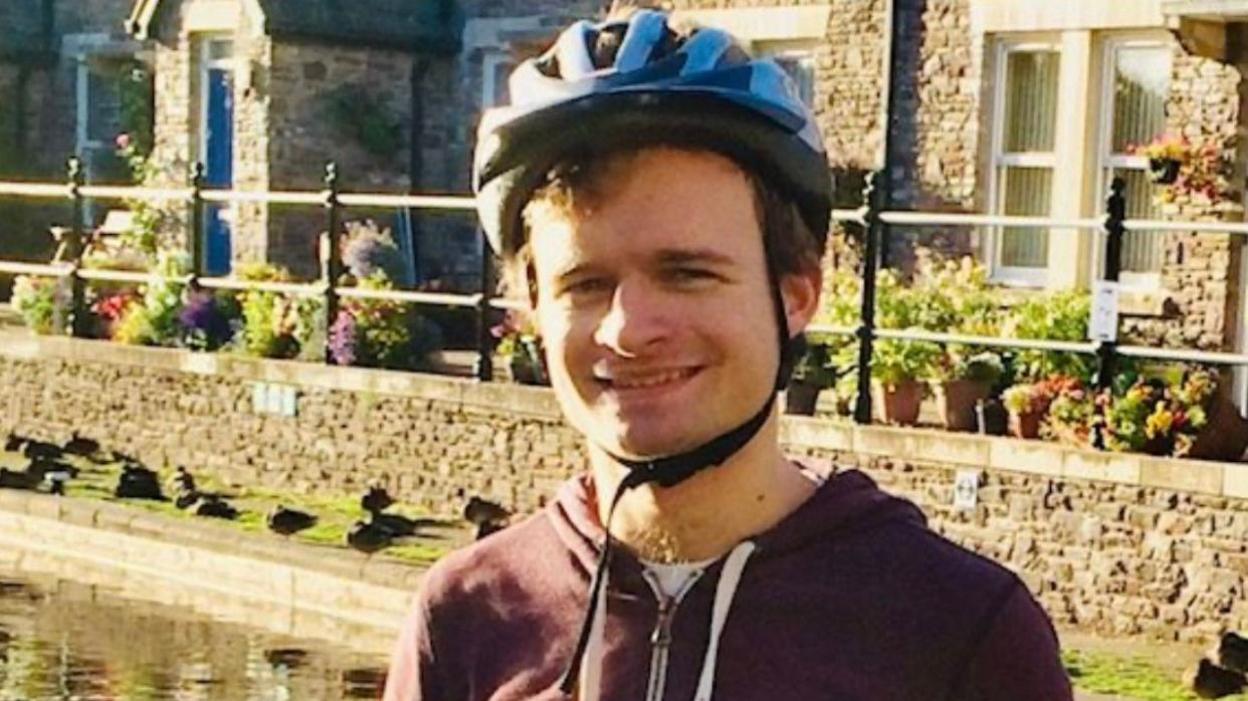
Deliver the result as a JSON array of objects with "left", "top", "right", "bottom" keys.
[{"left": 2, "top": 331, "right": 1247, "bottom": 644}]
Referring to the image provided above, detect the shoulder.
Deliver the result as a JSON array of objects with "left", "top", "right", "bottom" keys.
[{"left": 416, "top": 508, "right": 562, "bottom": 616}]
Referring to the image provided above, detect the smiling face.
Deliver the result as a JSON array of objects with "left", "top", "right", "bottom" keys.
[{"left": 524, "top": 147, "right": 820, "bottom": 460}]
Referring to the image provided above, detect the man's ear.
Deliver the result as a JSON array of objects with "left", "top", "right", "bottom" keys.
[{"left": 780, "top": 266, "right": 823, "bottom": 338}]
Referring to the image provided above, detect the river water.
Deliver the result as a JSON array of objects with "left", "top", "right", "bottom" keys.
[{"left": 0, "top": 566, "right": 391, "bottom": 700}]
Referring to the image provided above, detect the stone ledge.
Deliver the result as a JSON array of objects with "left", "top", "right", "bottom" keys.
[
  {"left": 0, "top": 488, "right": 425, "bottom": 592},
  {"left": 787, "top": 420, "right": 1246, "bottom": 497},
  {"left": 0, "top": 327, "right": 562, "bottom": 419}
]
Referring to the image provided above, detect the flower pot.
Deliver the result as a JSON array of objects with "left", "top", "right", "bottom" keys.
[
  {"left": 1187, "top": 395, "right": 1248, "bottom": 462},
  {"left": 874, "top": 380, "right": 924, "bottom": 426},
  {"left": 1009, "top": 409, "right": 1044, "bottom": 439},
  {"left": 936, "top": 379, "right": 993, "bottom": 432},
  {"left": 784, "top": 381, "right": 821, "bottom": 416},
  {"left": 1148, "top": 157, "right": 1181, "bottom": 185}
]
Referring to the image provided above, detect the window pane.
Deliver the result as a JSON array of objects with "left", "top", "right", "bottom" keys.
[
  {"left": 86, "top": 68, "right": 122, "bottom": 143},
  {"left": 1111, "top": 45, "right": 1170, "bottom": 154},
  {"left": 1113, "top": 168, "right": 1165, "bottom": 273},
  {"left": 1004, "top": 51, "right": 1059, "bottom": 153},
  {"left": 773, "top": 53, "right": 815, "bottom": 107},
  {"left": 1000, "top": 166, "right": 1051, "bottom": 268},
  {"left": 208, "top": 40, "right": 234, "bottom": 61}
]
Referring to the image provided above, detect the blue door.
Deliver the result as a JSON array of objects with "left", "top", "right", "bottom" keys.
[{"left": 204, "top": 68, "right": 233, "bottom": 275}]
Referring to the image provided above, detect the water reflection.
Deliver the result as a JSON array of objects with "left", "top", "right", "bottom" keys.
[{"left": 0, "top": 572, "right": 389, "bottom": 700}]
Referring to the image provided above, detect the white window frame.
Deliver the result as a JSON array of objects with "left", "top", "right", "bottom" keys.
[
  {"left": 1091, "top": 34, "right": 1171, "bottom": 291},
  {"left": 986, "top": 37, "right": 1061, "bottom": 288},
  {"left": 481, "top": 49, "right": 513, "bottom": 109}
]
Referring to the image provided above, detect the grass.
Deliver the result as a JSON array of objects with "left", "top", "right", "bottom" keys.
[
  {"left": 1064, "top": 648, "right": 1248, "bottom": 701},
  {"left": 0, "top": 449, "right": 461, "bottom": 568}
]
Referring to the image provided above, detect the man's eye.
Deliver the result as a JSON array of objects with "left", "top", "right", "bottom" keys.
[
  {"left": 669, "top": 267, "right": 717, "bottom": 283},
  {"left": 563, "top": 277, "right": 611, "bottom": 295}
]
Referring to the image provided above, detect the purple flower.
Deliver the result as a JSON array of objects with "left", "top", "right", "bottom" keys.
[
  {"left": 341, "top": 224, "right": 405, "bottom": 281},
  {"left": 328, "top": 309, "right": 358, "bottom": 366},
  {"left": 179, "top": 291, "right": 233, "bottom": 350}
]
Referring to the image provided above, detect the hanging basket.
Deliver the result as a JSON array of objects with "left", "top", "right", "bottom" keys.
[{"left": 1148, "top": 157, "right": 1182, "bottom": 185}]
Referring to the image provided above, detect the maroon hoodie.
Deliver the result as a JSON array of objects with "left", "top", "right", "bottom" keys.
[{"left": 385, "top": 469, "right": 1072, "bottom": 700}]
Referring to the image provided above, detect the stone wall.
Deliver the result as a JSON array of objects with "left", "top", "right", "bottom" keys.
[{"left": 3, "top": 333, "right": 1248, "bottom": 643}]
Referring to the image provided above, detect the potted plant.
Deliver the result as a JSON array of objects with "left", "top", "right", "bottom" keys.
[
  {"left": 1129, "top": 133, "right": 1227, "bottom": 204},
  {"left": 1000, "top": 375, "right": 1071, "bottom": 439},
  {"left": 932, "top": 348, "right": 1004, "bottom": 432},
  {"left": 490, "top": 310, "right": 547, "bottom": 385},
  {"left": 785, "top": 340, "right": 839, "bottom": 415},
  {"left": 1041, "top": 379, "right": 1098, "bottom": 447},
  {"left": 871, "top": 339, "right": 940, "bottom": 426}
]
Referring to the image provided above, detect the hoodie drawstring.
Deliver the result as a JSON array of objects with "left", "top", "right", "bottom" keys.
[{"left": 694, "top": 541, "right": 756, "bottom": 701}]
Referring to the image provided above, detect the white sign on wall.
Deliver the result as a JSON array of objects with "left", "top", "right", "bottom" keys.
[
  {"left": 1089, "top": 281, "right": 1120, "bottom": 343},
  {"left": 953, "top": 470, "right": 980, "bottom": 511}
]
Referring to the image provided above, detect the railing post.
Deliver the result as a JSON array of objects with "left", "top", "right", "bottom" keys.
[
  {"left": 66, "top": 156, "right": 87, "bottom": 338},
  {"left": 474, "top": 230, "right": 494, "bottom": 382},
  {"left": 1093, "top": 176, "right": 1126, "bottom": 448},
  {"left": 322, "top": 162, "right": 342, "bottom": 365},
  {"left": 854, "top": 170, "right": 886, "bottom": 424},
  {"left": 188, "top": 162, "right": 205, "bottom": 284}
]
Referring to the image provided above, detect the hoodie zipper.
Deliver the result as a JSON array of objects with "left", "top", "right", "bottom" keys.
[{"left": 641, "top": 569, "right": 702, "bottom": 701}]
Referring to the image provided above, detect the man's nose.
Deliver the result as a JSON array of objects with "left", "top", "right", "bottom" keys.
[{"left": 592, "top": 280, "right": 669, "bottom": 356}]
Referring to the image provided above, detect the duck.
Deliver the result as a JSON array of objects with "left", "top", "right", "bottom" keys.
[
  {"left": 63, "top": 433, "right": 100, "bottom": 459},
  {"left": 346, "top": 520, "right": 392, "bottom": 554},
  {"left": 360, "top": 485, "right": 395, "bottom": 515},
  {"left": 360, "top": 485, "right": 418, "bottom": 537},
  {"left": 0, "top": 468, "right": 39, "bottom": 491},
  {"left": 20, "top": 438, "right": 62, "bottom": 461},
  {"left": 463, "top": 496, "right": 511, "bottom": 541},
  {"left": 193, "top": 494, "right": 238, "bottom": 520},
  {"left": 168, "top": 466, "right": 196, "bottom": 493},
  {"left": 1188, "top": 658, "right": 1247, "bottom": 699},
  {"left": 34, "top": 459, "right": 75, "bottom": 496},
  {"left": 114, "top": 464, "right": 165, "bottom": 501},
  {"left": 3, "top": 433, "right": 26, "bottom": 453},
  {"left": 266, "top": 506, "right": 317, "bottom": 536},
  {"left": 1218, "top": 632, "right": 1248, "bottom": 675},
  {"left": 174, "top": 488, "right": 200, "bottom": 510},
  {"left": 24, "top": 457, "right": 78, "bottom": 481}
]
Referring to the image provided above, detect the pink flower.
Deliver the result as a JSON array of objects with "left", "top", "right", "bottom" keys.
[{"left": 115, "top": 133, "right": 131, "bottom": 150}]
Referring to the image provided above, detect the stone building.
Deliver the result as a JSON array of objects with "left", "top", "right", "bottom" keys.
[
  {"left": 126, "top": 0, "right": 462, "bottom": 278},
  {"left": 500, "top": 0, "right": 1248, "bottom": 410},
  {"left": 0, "top": 0, "right": 143, "bottom": 274}
]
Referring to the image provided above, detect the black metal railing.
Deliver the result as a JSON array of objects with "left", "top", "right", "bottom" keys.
[{"left": 2, "top": 158, "right": 1247, "bottom": 420}]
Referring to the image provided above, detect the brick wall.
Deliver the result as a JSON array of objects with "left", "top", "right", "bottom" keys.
[{"left": 4, "top": 335, "right": 1248, "bottom": 643}]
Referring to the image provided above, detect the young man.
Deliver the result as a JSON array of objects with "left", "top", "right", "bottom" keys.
[{"left": 385, "top": 8, "right": 1073, "bottom": 701}]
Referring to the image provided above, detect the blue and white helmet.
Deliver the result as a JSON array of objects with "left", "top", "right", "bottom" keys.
[{"left": 473, "top": 9, "right": 832, "bottom": 258}]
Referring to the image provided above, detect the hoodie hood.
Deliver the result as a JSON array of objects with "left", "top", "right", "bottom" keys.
[{"left": 547, "top": 466, "right": 927, "bottom": 576}]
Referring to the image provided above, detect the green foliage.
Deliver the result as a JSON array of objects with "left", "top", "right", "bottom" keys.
[
  {"left": 1103, "top": 369, "right": 1216, "bottom": 456},
  {"left": 1005, "top": 290, "right": 1096, "bottom": 383},
  {"left": 11, "top": 275, "right": 65, "bottom": 334},
  {"left": 233, "top": 262, "right": 302, "bottom": 359},
  {"left": 872, "top": 339, "right": 942, "bottom": 389},
  {"left": 112, "top": 251, "right": 189, "bottom": 346},
  {"left": 339, "top": 274, "right": 443, "bottom": 371},
  {"left": 325, "top": 86, "right": 403, "bottom": 158}
]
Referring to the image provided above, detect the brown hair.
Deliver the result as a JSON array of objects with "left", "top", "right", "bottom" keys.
[{"left": 506, "top": 145, "right": 822, "bottom": 302}]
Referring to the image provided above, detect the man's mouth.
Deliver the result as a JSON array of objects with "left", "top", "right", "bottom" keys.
[{"left": 595, "top": 367, "right": 701, "bottom": 390}]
